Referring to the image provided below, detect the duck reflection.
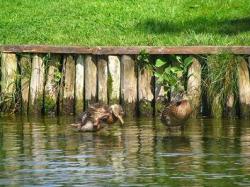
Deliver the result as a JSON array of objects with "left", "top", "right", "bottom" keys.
[{"left": 161, "top": 135, "right": 192, "bottom": 172}]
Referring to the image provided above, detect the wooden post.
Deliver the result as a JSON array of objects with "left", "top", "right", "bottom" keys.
[
  {"left": 138, "top": 69, "right": 154, "bottom": 116},
  {"left": 0, "top": 53, "right": 17, "bottom": 112},
  {"left": 44, "top": 55, "right": 61, "bottom": 115},
  {"left": 248, "top": 56, "right": 250, "bottom": 68},
  {"left": 121, "top": 55, "right": 137, "bottom": 117},
  {"left": 84, "top": 55, "right": 97, "bottom": 108},
  {"left": 60, "top": 55, "right": 75, "bottom": 115},
  {"left": 226, "top": 94, "right": 235, "bottom": 117},
  {"left": 97, "top": 56, "right": 108, "bottom": 104},
  {"left": 29, "top": 54, "right": 45, "bottom": 115},
  {"left": 108, "top": 56, "right": 120, "bottom": 105},
  {"left": 75, "top": 55, "right": 84, "bottom": 114},
  {"left": 20, "top": 55, "right": 31, "bottom": 114},
  {"left": 238, "top": 58, "right": 250, "bottom": 118},
  {"left": 187, "top": 57, "right": 201, "bottom": 118}
]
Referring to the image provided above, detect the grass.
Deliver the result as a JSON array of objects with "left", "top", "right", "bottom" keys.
[
  {"left": 204, "top": 54, "right": 240, "bottom": 118},
  {"left": 0, "top": 0, "right": 250, "bottom": 46}
]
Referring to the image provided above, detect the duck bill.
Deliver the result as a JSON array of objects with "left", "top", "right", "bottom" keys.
[{"left": 117, "top": 115, "right": 124, "bottom": 125}]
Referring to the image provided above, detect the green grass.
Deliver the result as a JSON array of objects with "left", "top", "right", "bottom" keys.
[{"left": 0, "top": 0, "right": 250, "bottom": 46}]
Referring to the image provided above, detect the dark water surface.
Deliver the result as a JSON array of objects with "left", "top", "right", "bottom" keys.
[{"left": 0, "top": 116, "right": 250, "bottom": 186}]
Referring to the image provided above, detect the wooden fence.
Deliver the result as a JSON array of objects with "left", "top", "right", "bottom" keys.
[{"left": 0, "top": 45, "right": 250, "bottom": 118}]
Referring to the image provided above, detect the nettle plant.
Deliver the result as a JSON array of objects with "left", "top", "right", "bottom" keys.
[
  {"left": 154, "top": 56, "right": 193, "bottom": 96},
  {"left": 137, "top": 50, "right": 193, "bottom": 97}
]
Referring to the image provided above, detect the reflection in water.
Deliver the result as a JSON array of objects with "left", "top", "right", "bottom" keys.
[{"left": 0, "top": 116, "right": 250, "bottom": 186}]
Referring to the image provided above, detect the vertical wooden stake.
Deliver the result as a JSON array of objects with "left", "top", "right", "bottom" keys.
[
  {"left": 138, "top": 69, "right": 154, "bottom": 116},
  {"left": 187, "top": 57, "right": 201, "bottom": 118},
  {"left": 75, "top": 55, "right": 84, "bottom": 114},
  {"left": 238, "top": 58, "right": 250, "bottom": 118},
  {"left": 44, "top": 55, "right": 61, "bottom": 115},
  {"left": 29, "top": 54, "right": 45, "bottom": 115},
  {"left": 60, "top": 55, "right": 75, "bottom": 115},
  {"left": 97, "top": 56, "right": 108, "bottom": 104},
  {"left": 85, "top": 55, "right": 97, "bottom": 108},
  {"left": 121, "top": 55, "right": 137, "bottom": 117},
  {"left": 20, "top": 55, "right": 31, "bottom": 114},
  {"left": 108, "top": 56, "right": 120, "bottom": 105},
  {"left": 0, "top": 53, "right": 17, "bottom": 112},
  {"left": 226, "top": 94, "right": 235, "bottom": 117}
]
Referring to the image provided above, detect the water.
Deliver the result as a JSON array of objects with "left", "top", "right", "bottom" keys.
[{"left": 0, "top": 116, "right": 250, "bottom": 186}]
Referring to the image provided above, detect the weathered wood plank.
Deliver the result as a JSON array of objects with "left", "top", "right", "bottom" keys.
[
  {"left": 0, "top": 53, "right": 17, "bottom": 112},
  {"left": 44, "top": 55, "right": 61, "bottom": 115},
  {"left": 29, "top": 54, "right": 45, "bottom": 115},
  {"left": 20, "top": 55, "right": 31, "bottom": 114},
  {"left": 187, "top": 57, "right": 201, "bottom": 118},
  {"left": 97, "top": 56, "right": 108, "bottom": 104},
  {"left": 75, "top": 55, "right": 84, "bottom": 114},
  {"left": 84, "top": 55, "right": 97, "bottom": 108},
  {"left": 108, "top": 56, "right": 120, "bottom": 104},
  {"left": 121, "top": 55, "right": 137, "bottom": 116},
  {"left": 238, "top": 58, "right": 250, "bottom": 118},
  {"left": 138, "top": 69, "right": 154, "bottom": 116},
  {"left": 1, "top": 45, "right": 250, "bottom": 55},
  {"left": 60, "top": 55, "right": 75, "bottom": 115}
]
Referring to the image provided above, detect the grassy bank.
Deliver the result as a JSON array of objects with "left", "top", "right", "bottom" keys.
[{"left": 0, "top": 0, "right": 250, "bottom": 46}]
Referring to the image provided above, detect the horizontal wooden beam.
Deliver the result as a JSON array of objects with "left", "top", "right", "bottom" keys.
[{"left": 1, "top": 45, "right": 250, "bottom": 55}]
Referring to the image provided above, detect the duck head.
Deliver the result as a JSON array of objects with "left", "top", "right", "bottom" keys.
[{"left": 110, "top": 104, "right": 125, "bottom": 124}]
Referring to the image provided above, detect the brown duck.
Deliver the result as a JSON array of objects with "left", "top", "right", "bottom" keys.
[
  {"left": 161, "top": 97, "right": 192, "bottom": 126},
  {"left": 70, "top": 103, "right": 124, "bottom": 132}
]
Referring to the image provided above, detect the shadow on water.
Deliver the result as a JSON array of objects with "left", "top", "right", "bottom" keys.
[
  {"left": 0, "top": 116, "right": 250, "bottom": 186},
  {"left": 136, "top": 17, "right": 250, "bottom": 35}
]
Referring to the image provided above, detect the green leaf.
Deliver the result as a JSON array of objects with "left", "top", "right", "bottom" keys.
[
  {"left": 176, "top": 55, "right": 182, "bottom": 63},
  {"left": 184, "top": 56, "right": 193, "bottom": 67},
  {"left": 154, "top": 72, "right": 161, "bottom": 78},
  {"left": 155, "top": 59, "right": 166, "bottom": 67},
  {"left": 170, "top": 67, "right": 181, "bottom": 74}
]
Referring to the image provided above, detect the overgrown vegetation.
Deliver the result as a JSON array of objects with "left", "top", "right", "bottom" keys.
[
  {"left": 154, "top": 56, "right": 193, "bottom": 96},
  {"left": 137, "top": 51, "right": 193, "bottom": 97},
  {"left": 137, "top": 50, "right": 192, "bottom": 96},
  {"left": 0, "top": 0, "right": 250, "bottom": 45},
  {"left": 204, "top": 53, "right": 241, "bottom": 117},
  {"left": 137, "top": 51, "right": 246, "bottom": 118}
]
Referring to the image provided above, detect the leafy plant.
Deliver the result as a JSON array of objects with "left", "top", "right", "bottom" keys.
[
  {"left": 137, "top": 49, "right": 154, "bottom": 71},
  {"left": 137, "top": 50, "right": 193, "bottom": 97},
  {"left": 154, "top": 56, "right": 193, "bottom": 95},
  {"left": 54, "top": 68, "right": 62, "bottom": 84}
]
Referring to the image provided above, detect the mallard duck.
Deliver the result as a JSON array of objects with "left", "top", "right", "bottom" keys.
[
  {"left": 161, "top": 97, "right": 192, "bottom": 127},
  {"left": 70, "top": 103, "right": 124, "bottom": 132}
]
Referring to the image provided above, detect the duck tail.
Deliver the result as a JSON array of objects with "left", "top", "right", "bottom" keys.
[{"left": 70, "top": 123, "right": 81, "bottom": 128}]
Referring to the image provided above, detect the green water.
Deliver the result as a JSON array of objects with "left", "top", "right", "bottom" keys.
[{"left": 0, "top": 116, "right": 250, "bottom": 186}]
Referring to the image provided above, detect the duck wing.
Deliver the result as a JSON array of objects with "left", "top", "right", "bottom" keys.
[{"left": 88, "top": 104, "right": 110, "bottom": 122}]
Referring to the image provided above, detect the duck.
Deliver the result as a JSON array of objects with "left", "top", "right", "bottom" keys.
[
  {"left": 70, "top": 103, "right": 124, "bottom": 132},
  {"left": 161, "top": 94, "right": 192, "bottom": 127}
]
